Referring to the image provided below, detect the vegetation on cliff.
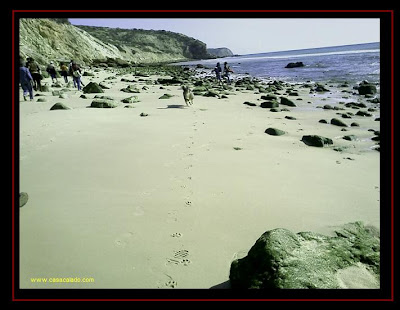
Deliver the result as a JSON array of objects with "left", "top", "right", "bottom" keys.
[{"left": 19, "top": 18, "right": 213, "bottom": 67}]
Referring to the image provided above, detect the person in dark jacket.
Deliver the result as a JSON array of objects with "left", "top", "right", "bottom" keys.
[
  {"left": 46, "top": 61, "right": 58, "bottom": 83},
  {"left": 20, "top": 61, "right": 34, "bottom": 101},
  {"left": 223, "top": 62, "right": 234, "bottom": 84},
  {"left": 27, "top": 58, "right": 42, "bottom": 91},
  {"left": 71, "top": 62, "right": 83, "bottom": 91},
  {"left": 213, "top": 62, "right": 222, "bottom": 85}
]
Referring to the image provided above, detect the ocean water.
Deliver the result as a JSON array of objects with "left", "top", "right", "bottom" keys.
[{"left": 174, "top": 42, "right": 380, "bottom": 84}]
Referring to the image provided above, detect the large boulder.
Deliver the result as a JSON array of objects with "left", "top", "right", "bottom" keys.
[
  {"left": 83, "top": 82, "right": 104, "bottom": 94},
  {"left": 301, "top": 135, "right": 333, "bottom": 147},
  {"left": 230, "top": 222, "right": 380, "bottom": 289},
  {"left": 358, "top": 81, "right": 377, "bottom": 95}
]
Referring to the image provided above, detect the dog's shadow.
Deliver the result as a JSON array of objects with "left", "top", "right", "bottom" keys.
[{"left": 157, "top": 104, "right": 188, "bottom": 109}]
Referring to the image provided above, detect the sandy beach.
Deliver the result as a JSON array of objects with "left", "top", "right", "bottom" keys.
[{"left": 19, "top": 66, "right": 380, "bottom": 289}]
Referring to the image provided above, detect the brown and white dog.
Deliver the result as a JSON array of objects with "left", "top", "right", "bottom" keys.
[{"left": 182, "top": 85, "right": 194, "bottom": 106}]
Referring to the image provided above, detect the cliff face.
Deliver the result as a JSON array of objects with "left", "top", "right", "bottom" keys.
[
  {"left": 77, "top": 25, "right": 211, "bottom": 63},
  {"left": 207, "top": 47, "right": 234, "bottom": 58},
  {"left": 19, "top": 18, "right": 212, "bottom": 66}
]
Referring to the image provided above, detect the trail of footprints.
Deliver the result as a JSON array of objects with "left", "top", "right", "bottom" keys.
[{"left": 163, "top": 113, "right": 198, "bottom": 288}]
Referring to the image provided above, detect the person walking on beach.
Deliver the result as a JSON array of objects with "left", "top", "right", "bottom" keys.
[
  {"left": 27, "top": 58, "right": 43, "bottom": 91},
  {"left": 68, "top": 60, "right": 76, "bottom": 87},
  {"left": 71, "top": 62, "right": 83, "bottom": 91},
  {"left": 20, "top": 60, "right": 34, "bottom": 101},
  {"left": 223, "top": 61, "right": 234, "bottom": 84},
  {"left": 213, "top": 62, "right": 223, "bottom": 85},
  {"left": 60, "top": 62, "right": 69, "bottom": 83},
  {"left": 46, "top": 61, "right": 58, "bottom": 83}
]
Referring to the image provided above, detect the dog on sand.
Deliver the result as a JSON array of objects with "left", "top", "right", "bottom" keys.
[{"left": 182, "top": 85, "right": 194, "bottom": 106}]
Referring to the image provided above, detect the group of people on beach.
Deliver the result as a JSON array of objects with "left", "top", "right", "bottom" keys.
[
  {"left": 213, "top": 61, "right": 234, "bottom": 85},
  {"left": 19, "top": 57, "right": 84, "bottom": 101}
]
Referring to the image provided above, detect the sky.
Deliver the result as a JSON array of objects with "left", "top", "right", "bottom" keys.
[{"left": 69, "top": 18, "right": 380, "bottom": 55}]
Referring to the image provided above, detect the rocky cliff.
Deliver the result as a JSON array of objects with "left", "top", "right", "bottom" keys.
[
  {"left": 207, "top": 47, "right": 234, "bottom": 58},
  {"left": 19, "top": 18, "right": 212, "bottom": 67}
]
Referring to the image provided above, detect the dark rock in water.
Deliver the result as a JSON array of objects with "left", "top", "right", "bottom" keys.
[
  {"left": 140, "top": 112, "right": 149, "bottom": 117},
  {"left": 285, "top": 116, "right": 297, "bottom": 120},
  {"left": 301, "top": 135, "right": 333, "bottom": 147},
  {"left": 351, "top": 122, "right": 360, "bottom": 127},
  {"left": 90, "top": 99, "right": 118, "bottom": 108},
  {"left": 265, "top": 128, "right": 286, "bottom": 136},
  {"left": 285, "top": 62, "right": 304, "bottom": 68},
  {"left": 229, "top": 222, "right": 380, "bottom": 289},
  {"left": 319, "top": 119, "right": 328, "bottom": 124},
  {"left": 358, "top": 82, "right": 377, "bottom": 95},
  {"left": 323, "top": 104, "right": 333, "bottom": 110},
  {"left": 20, "top": 192, "right": 29, "bottom": 207},
  {"left": 260, "top": 100, "right": 279, "bottom": 108},
  {"left": 83, "top": 82, "right": 104, "bottom": 94},
  {"left": 37, "top": 97, "right": 47, "bottom": 102},
  {"left": 280, "top": 97, "right": 297, "bottom": 107},
  {"left": 50, "top": 102, "right": 71, "bottom": 110},
  {"left": 80, "top": 94, "right": 87, "bottom": 99},
  {"left": 331, "top": 118, "right": 348, "bottom": 127},
  {"left": 243, "top": 101, "right": 257, "bottom": 107}
]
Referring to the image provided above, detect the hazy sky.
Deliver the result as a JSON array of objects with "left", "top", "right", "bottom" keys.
[{"left": 69, "top": 18, "right": 380, "bottom": 55}]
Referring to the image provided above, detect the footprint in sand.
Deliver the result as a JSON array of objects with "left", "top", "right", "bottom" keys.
[
  {"left": 114, "top": 232, "right": 134, "bottom": 248},
  {"left": 180, "top": 258, "right": 192, "bottom": 266},
  {"left": 184, "top": 164, "right": 193, "bottom": 170},
  {"left": 166, "top": 250, "right": 192, "bottom": 267},
  {"left": 171, "top": 232, "right": 182, "bottom": 238},
  {"left": 185, "top": 201, "right": 192, "bottom": 207},
  {"left": 167, "top": 210, "right": 178, "bottom": 223},
  {"left": 165, "top": 279, "right": 178, "bottom": 288},
  {"left": 173, "top": 249, "right": 189, "bottom": 259}
]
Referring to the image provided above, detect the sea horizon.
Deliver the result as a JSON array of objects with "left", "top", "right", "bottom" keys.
[{"left": 233, "top": 41, "right": 379, "bottom": 58}]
